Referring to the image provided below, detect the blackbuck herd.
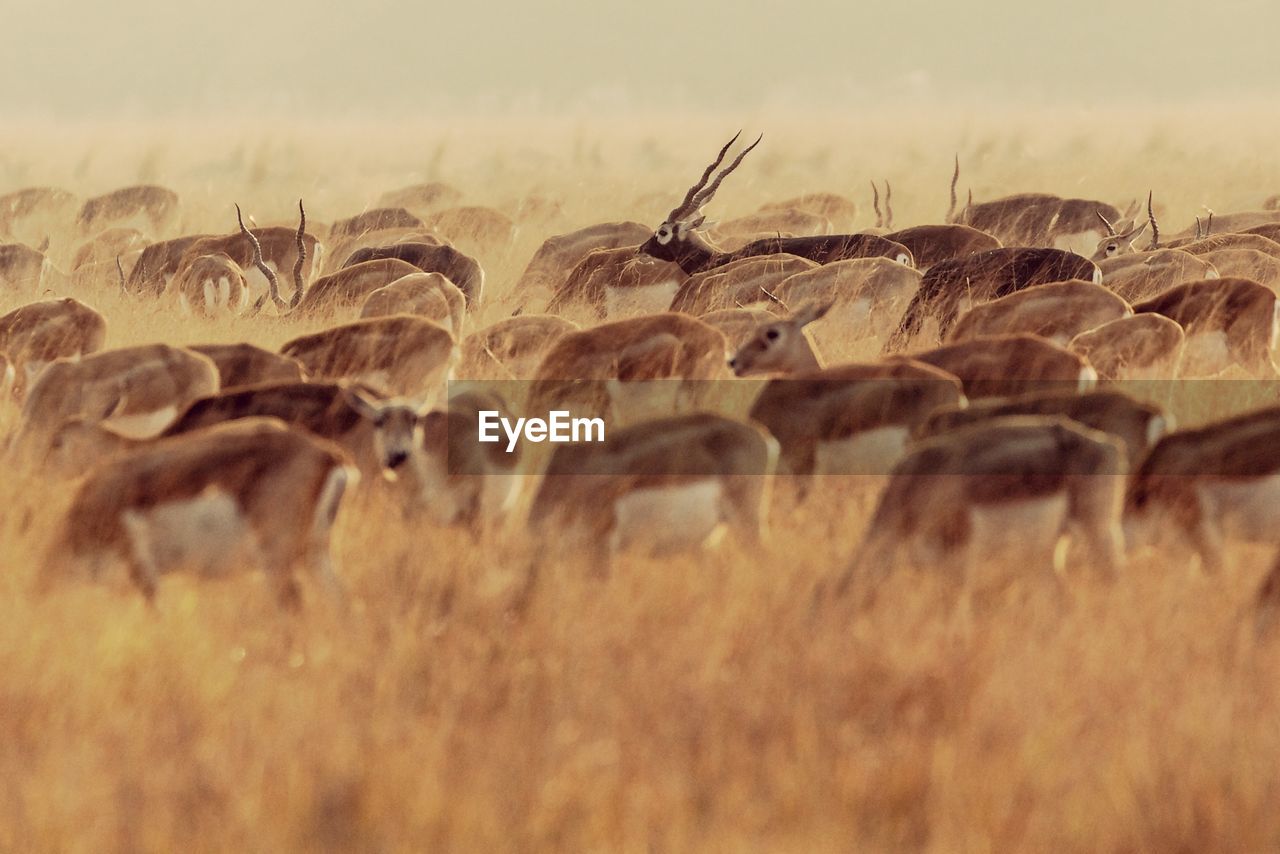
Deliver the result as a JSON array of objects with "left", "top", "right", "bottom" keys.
[{"left": 5, "top": 133, "right": 1280, "bottom": 629}]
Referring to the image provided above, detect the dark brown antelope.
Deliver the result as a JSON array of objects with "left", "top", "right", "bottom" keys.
[{"left": 637, "top": 132, "right": 914, "bottom": 275}]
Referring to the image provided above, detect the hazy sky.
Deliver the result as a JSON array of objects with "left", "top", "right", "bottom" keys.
[{"left": 3, "top": 0, "right": 1276, "bottom": 117}]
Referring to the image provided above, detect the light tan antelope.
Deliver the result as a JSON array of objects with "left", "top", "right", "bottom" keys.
[
  {"left": 514, "top": 221, "right": 651, "bottom": 304},
  {"left": 340, "top": 242, "right": 484, "bottom": 308},
  {"left": 180, "top": 204, "right": 320, "bottom": 306},
  {"left": 1100, "top": 249, "right": 1218, "bottom": 303},
  {"left": 124, "top": 234, "right": 213, "bottom": 296},
  {"left": 281, "top": 315, "right": 456, "bottom": 405},
  {"left": 378, "top": 181, "right": 463, "bottom": 212},
  {"left": 772, "top": 256, "right": 924, "bottom": 344},
  {"left": 1068, "top": 314, "right": 1185, "bottom": 380},
  {"left": 668, "top": 254, "right": 816, "bottom": 315},
  {"left": 919, "top": 389, "right": 1168, "bottom": 466},
  {"left": 76, "top": 185, "right": 179, "bottom": 236},
  {"left": 160, "top": 381, "right": 423, "bottom": 478},
  {"left": 527, "top": 412, "right": 776, "bottom": 562},
  {"left": 48, "top": 418, "right": 354, "bottom": 607},
  {"left": 835, "top": 416, "right": 1126, "bottom": 610},
  {"left": 359, "top": 271, "right": 465, "bottom": 334},
  {"left": 1125, "top": 406, "right": 1280, "bottom": 574},
  {"left": 15, "top": 343, "right": 219, "bottom": 452},
  {"left": 947, "top": 280, "right": 1131, "bottom": 346},
  {"left": 169, "top": 254, "right": 248, "bottom": 316},
  {"left": 710, "top": 208, "right": 834, "bottom": 249},
  {"left": 0, "top": 187, "right": 77, "bottom": 247},
  {"left": 1133, "top": 277, "right": 1280, "bottom": 376},
  {"left": 330, "top": 207, "right": 425, "bottom": 238},
  {"left": 902, "top": 334, "right": 1096, "bottom": 400},
  {"left": 0, "top": 298, "right": 107, "bottom": 394},
  {"left": 423, "top": 205, "right": 517, "bottom": 252},
  {"left": 187, "top": 343, "right": 305, "bottom": 390},
  {"left": 460, "top": 315, "right": 579, "bottom": 380},
  {"left": 0, "top": 242, "right": 55, "bottom": 292},
  {"left": 529, "top": 313, "right": 729, "bottom": 424},
  {"left": 547, "top": 245, "right": 686, "bottom": 319},
  {"left": 1166, "top": 210, "right": 1280, "bottom": 243}
]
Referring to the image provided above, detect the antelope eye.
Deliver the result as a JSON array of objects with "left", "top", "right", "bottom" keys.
[
  {"left": 1106, "top": 243, "right": 1117, "bottom": 254},
  {"left": 655, "top": 225, "right": 672, "bottom": 244},
  {"left": 765, "top": 328, "right": 780, "bottom": 341}
]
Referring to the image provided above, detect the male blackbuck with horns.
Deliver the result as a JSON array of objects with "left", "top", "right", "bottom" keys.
[{"left": 637, "top": 132, "right": 915, "bottom": 275}]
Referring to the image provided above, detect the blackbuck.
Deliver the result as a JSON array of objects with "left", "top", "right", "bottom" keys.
[
  {"left": 187, "top": 343, "right": 305, "bottom": 391},
  {"left": 76, "top": 185, "right": 179, "bottom": 237},
  {"left": 1165, "top": 210, "right": 1280, "bottom": 244},
  {"left": 460, "top": 315, "right": 579, "bottom": 380},
  {"left": 1068, "top": 314, "right": 1186, "bottom": 381},
  {"left": 547, "top": 245, "right": 686, "bottom": 318},
  {"left": 160, "top": 381, "right": 423, "bottom": 478},
  {"left": 527, "top": 412, "right": 776, "bottom": 561},
  {"left": 1132, "top": 277, "right": 1280, "bottom": 376},
  {"left": 280, "top": 315, "right": 457, "bottom": 406},
  {"left": 947, "top": 159, "right": 1129, "bottom": 254},
  {"left": 515, "top": 221, "right": 652, "bottom": 301},
  {"left": 727, "top": 302, "right": 966, "bottom": 476},
  {"left": 710, "top": 208, "right": 834, "bottom": 248},
  {"left": 919, "top": 389, "right": 1168, "bottom": 465},
  {"left": 947, "top": 280, "right": 1131, "bottom": 346},
  {"left": 886, "top": 247, "right": 1101, "bottom": 350},
  {"left": 341, "top": 242, "right": 484, "bottom": 308},
  {"left": 48, "top": 418, "right": 355, "bottom": 607},
  {"left": 771, "top": 257, "right": 922, "bottom": 344},
  {"left": 125, "top": 234, "right": 213, "bottom": 296},
  {"left": 1125, "top": 406, "right": 1280, "bottom": 574},
  {"left": 903, "top": 334, "right": 1096, "bottom": 400},
  {"left": 359, "top": 272, "right": 465, "bottom": 333},
  {"left": 835, "top": 416, "right": 1126, "bottom": 609},
  {"left": 178, "top": 207, "right": 321, "bottom": 306},
  {"left": 1099, "top": 249, "right": 1218, "bottom": 304},
  {"left": 637, "top": 132, "right": 914, "bottom": 275},
  {"left": 169, "top": 254, "right": 248, "bottom": 316},
  {"left": 330, "top": 207, "right": 424, "bottom": 238},
  {"left": 668, "top": 254, "right": 815, "bottom": 315},
  {"left": 0, "top": 298, "right": 106, "bottom": 393},
  {"left": 528, "top": 313, "right": 729, "bottom": 424},
  {"left": 882, "top": 224, "right": 1001, "bottom": 271},
  {"left": 16, "top": 344, "right": 218, "bottom": 447}
]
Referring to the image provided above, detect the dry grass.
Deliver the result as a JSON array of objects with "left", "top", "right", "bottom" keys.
[{"left": 4, "top": 111, "right": 1280, "bottom": 852}]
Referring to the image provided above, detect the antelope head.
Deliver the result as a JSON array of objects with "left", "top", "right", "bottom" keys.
[
  {"left": 727, "top": 298, "right": 833, "bottom": 377},
  {"left": 1089, "top": 209, "right": 1146, "bottom": 262},
  {"left": 638, "top": 131, "right": 763, "bottom": 271}
]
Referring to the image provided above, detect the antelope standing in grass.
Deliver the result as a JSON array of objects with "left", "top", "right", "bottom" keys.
[
  {"left": 728, "top": 302, "right": 966, "bottom": 477},
  {"left": 527, "top": 412, "right": 776, "bottom": 562},
  {"left": 1125, "top": 406, "right": 1280, "bottom": 575},
  {"left": 771, "top": 256, "right": 923, "bottom": 343},
  {"left": 835, "top": 416, "right": 1126, "bottom": 611},
  {"left": 515, "top": 221, "right": 652, "bottom": 301},
  {"left": 48, "top": 418, "right": 355, "bottom": 607},
  {"left": 947, "top": 280, "right": 1131, "bottom": 346},
  {"left": 637, "top": 132, "right": 914, "bottom": 275},
  {"left": 529, "top": 313, "right": 729, "bottom": 425},
  {"left": 1133, "top": 277, "right": 1280, "bottom": 376},
  {"left": 548, "top": 245, "right": 687, "bottom": 319},
  {"left": 281, "top": 315, "right": 457, "bottom": 406},
  {"left": 187, "top": 343, "right": 305, "bottom": 391},
  {"left": 919, "top": 389, "right": 1168, "bottom": 466},
  {"left": 1068, "top": 314, "right": 1186, "bottom": 381},
  {"left": 169, "top": 254, "right": 249, "bottom": 316},
  {"left": 903, "top": 334, "right": 1097, "bottom": 400},
  {"left": 668, "top": 254, "right": 815, "bottom": 315},
  {"left": 179, "top": 206, "right": 321, "bottom": 306},
  {"left": 0, "top": 298, "right": 107, "bottom": 394},
  {"left": 359, "top": 272, "right": 464, "bottom": 333},
  {"left": 13, "top": 343, "right": 219, "bottom": 457},
  {"left": 342, "top": 242, "right": 484, "bottom": 307},
  {"left": 886, "top": 246, "right": 1101, "bottom": 350},
  {"left": 0, "top": 242, "right": 56, "bottom": 292},
  {"left": 759, "top": 192, "right": 859, "bottom": 231},
  {"left": 882, "top": 224, "right": 1001, "bottom": 271}
]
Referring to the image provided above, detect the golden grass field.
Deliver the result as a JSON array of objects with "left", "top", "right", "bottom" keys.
[{"left": 4, "top": 109, "right": 1280, "bottom": 852}]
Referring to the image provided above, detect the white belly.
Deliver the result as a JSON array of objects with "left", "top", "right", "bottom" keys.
[
  {"left": 1200, "top": 474, "right": 1280, "bottom": 543},
  {"left": 814, "top": 426, "right": 909, "bottom": 475},
  {"left": 610, "top": 480, "right": 724, "bottom": 556},
  {"left": 122, "top": 490, "right": 255, "bottom": 576},
  {"left": 102, "top": 404, "right": 179, "bottom": 439},
  {"left": 966, "top": 492, "right": 1070, "bottom": 588},
  {"left": 1181, "top": 330, "right": 1232, "bottom": 376},
  {"left": 604, "top": 279, "right": 681, "bottom": 318}
]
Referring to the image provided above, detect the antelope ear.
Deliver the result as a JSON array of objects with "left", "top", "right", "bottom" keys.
[
  {"left": 344, "top": 387, "right": 382, "bottom": 420},
  {"left": 1126, "top": 221, "right": 1148, "bottom": 241},
  {"left": 791, "top": 299, "right": 835, "bottom": 328}
]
